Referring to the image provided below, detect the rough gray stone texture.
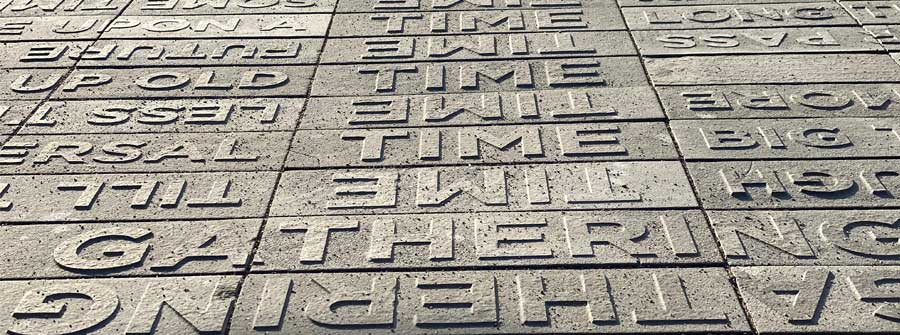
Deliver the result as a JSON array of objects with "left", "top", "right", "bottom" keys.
[
  {"left": 0, "top": 69, "right": 68, "bottom": 100},
  {"left": 0, "top": 219, "right": 261, "bottom": 278},
  {"left": 72, "top": 39, "right": 324, "bottom": 67},
  {"left": 841, "top": 0, "right": 900, "bottom": 25},
  {"left": 0, "top": 16, "right": 111, "bottom": 41},
  {"left": 320, "top": 31, "right": 636, "bottom": 64},
  {"left": 0, "top": 131, "right": 291, "bottom": 173},
  {"left": 298, "top": 88, "right": 666, "bottom": 129},
  {"left": 0, "top": 276, "right": 240, "bottom": 334},
  {"left": 230, "top": 268, "right": 749, "bottom": 333},
  {"left": 618, "top": 0, "right": 827, "bottom": 6},
  {"left": 0, "top": 171, "right": 278, "bottom": 222},
  {"left": 270, "top": 161, "right": 697, "bottom": 216},
  {"left": 0, "top": 41, "right": 87, "bottom": 69},
  {"left": 865, "top": 25, "right": 900, "bottom": 51},
  {"left": 252, "top": 210, "right": 722, "bottom": 271},
  {"left": 0, "top": 101, "right": 39, "bottom": 133},
  {"left": 336, "top": 0, "right": 614, "bottom": 12},
  {"left": 671, "top": 118, "right": 900, "bottom": 159},
  {"left": 52, "top": 66, "right": 314, "bottom": 99},
  {"left": 709, "top": 210, "right": 900, "bottom": 266},
  {"left": 734, "top": 266, "right": 900, "bottom": 332},
  {"left": 287, "top": 122, "right": 677, "bottom": 168},
  {"left": 328, "top": 7, "right": 625, "bottom": 37},
  {"left": 123, "top": 0, "right": 338, "bottom": 15},
  {"left": 646, "top": 54, "right": 900, "bottom": 85},
  {"left": 657, "top": 84, "right": 900, "bottom": 119},
  {"left": 633, "top": 27, "right": 882, "bottom": 56},
  {"left": 688, "top": 159, "right": 900, "bottom": 209},
  {"left": 312, "top": 57, "right": 648, "bottom": 96},
  {"left": 623, "top": 2, "right": 857, "bottom": 30},
  {"left": 17, "top": 98, "right": 305, "bottom": 134},
  {"left": 99, "top": 14, "right": 333, "bottom": 39},
  {"left": 0, "top": 0, "right": 127, "bottom": 16}
]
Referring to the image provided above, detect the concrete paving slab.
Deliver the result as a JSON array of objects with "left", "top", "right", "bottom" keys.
[
  {"left": 623, "top": 2, "right": 857, "bottom": 30},
  {"left": 618, "top": 0, "right": 828, "bottom": 7},
  {"left": 73, "top": 39, "right": 323, "bottom": 67},
  {"left": 298, "top": 88, "right": 666, "bottom": 129},
  {"left": 0, "top": 0, "right": 127, "bottom": 16},
  {"left": 99, "top": 14, "right": 332, "bottom": 39},
  {"left": 0, "top": 171, "right": 278, "bottom": 222},
  {"left": 123, "top": 0, "right": 338, "bottom": 15},
  {"left": 287, "top": 122, "right": 677, "bottom": 168},
  {"left": 52, "top": 66, "right": 314, "bottom": 99},
  {"left": 633, "top": 27, "right": 882, "bottom": 56},
  {"left": 688, "top": 159, "right": 900, "bottom": 209},
  {"left": 734, "top": 266, "right": 900, "bottom": 332},
  {"left": 842, "top": 0, "right": 900, "bottom": 25},
  {"left": 17, "top": 98, "right": 305, "bottom": 134},
  {"left": 658, "top": 83, "right": 900, "bottom": 119},
  {"left": 328, "top": 7, "right": 625, "bottom": 37},
  {"left": 709, "top": 210, "right": 900, "bottom": 266},
  {"left": 671, "top": 118, "right": 900, "bottom": 160},
  {"left": 270, "top": 161, "right": 697, "bottom": 216},
  {"left": 320, "top": 31, "right": 636, "bottom": 64},
  {"left": 336, "top": 0, "right": 614, "bottom": 12},
  {"left": 0, "top": 41, "right": 87, "bottom": 69},
  {"left": 0, "top": 15, "right": 112, "bottom": 41},
  {"left": 0, "top": 219, "right": 260, "bottom": 278},
  {"left": 312, "top": 57, "right": 648, "bottom": 96},
  {"left": 0, "top": 275, "right": 240, "bottom": 334},
  {"left": 0, "top": 100, "right": 39, "bottom": 133},
  {"left": 864, "top": 24, "right": 900, "bottom": 51},
  {"left": 0, "top": 131, "right": 291, "bottom": 173},
  {"left": 231, "top": 268, "right": 749, "bottom": 333},
  {"left": 253, "top": 210, "right": 722, "bottom": 271},
  {"left": 0, "top": 68, "right": 67, "bottom": 100},
  {"left": 646, "top": 54, "right": 900, "bottom": 85}
]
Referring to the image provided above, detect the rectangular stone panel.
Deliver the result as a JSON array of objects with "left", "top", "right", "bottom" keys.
[
  {"left": 253, "top": 210, "right": 721, "bottom": 272},
  {"left": 671, "top": 118, "right": 900, "bottom": 159},
  {"left": 53, "top": 66, "right": 313, "bottom": 99},
  {"left": 231, "top": 268, "right": 749, "bottom": 333},
  {"left": 633, "top": 27, "right": 882, "bottom": 56},
  {"left": 298, "top": 88, "right": 665, "bottom": 129},
  {"left": 270, "top": 162, "right": 697, "bottom": 216},
  {"left": 328, "top": 7, "right": 625, "bottom": 37},
  {"left": 0, "top": 41, "right": 87, "bottom": 68},
  {"left": 0, "top": 131, "right": 291, "bottom": 174},
  {"left": 0, "top": 16, "right": 110, "bottom": 41},
  {"left": 0, "top": 171, "right": 277, "bottom": 222},
  {"left": 71, "top": 39, "right": 323, "bottom": 67},
  {"left": 99, "top": 14, "right": 332, "bottom": 39},
  {"left": 688, "top": 159, "right": 900, "bottom": 209},
  {"left": 658, "top": 84, "right": 900, "bottom": 119},
  {"left": 842, "top": 1, "right": 900, "bottom": 24},
  {"left": 0, "top": 219, "right": 260, "bottom": 279},
  {"left": 0, "top": 276, "right": 240, "bottom": 334},
  {"left": 0, "top": 68, "right": 67, "bottom": 100},
  {"left": 0, "top": 0, "right": 127, "bottom": 16},
  {"left": 865, "top": 25, "right": 900, "bottom": 51},
  {"left": 320, "top": 31, "right": 635, "bottom": 64},
  {"left": 618, "top": 0, "right": 828, "bottom": 7},
  {"left": 312, "top": 57, "right": 647, "bottom": 96},
  {"left": 287, "top": 122, "right": 677, "bottom": 168},
  {"left": 709, "top": 210, "right": 900, "bottom": 266},
  {"left": 646, "top": 54, "right": 900, "bottom": 85},
  {"left": 734, "top": 266, "right": 900, "bottom": 332},
  {"left": 336, "top": 0, "right": 613, "bottom": 12},
  {"left": 623, "top": 3, "right": 857, "bottom": 30},
  {"left": 123, "top": 0, "right": 337, "bottom": 15},
  {"left": 0, "top": 101, "right": 39, "bottom": 133},
  {"left": 17, "top": 98, "right": 304, "bottom": 134}
]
